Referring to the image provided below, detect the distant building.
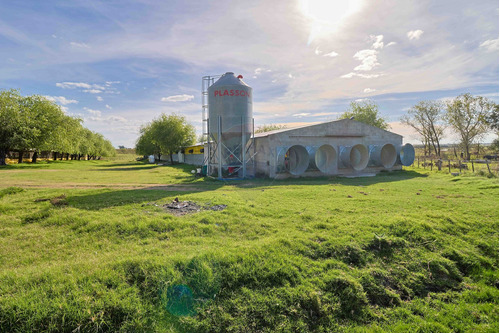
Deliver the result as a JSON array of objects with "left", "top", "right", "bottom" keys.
[{"left": 168, "top": 119, "right": 415, "bottom": 179}]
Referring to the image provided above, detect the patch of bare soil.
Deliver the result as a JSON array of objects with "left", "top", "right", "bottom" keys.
[
  {"left": 34, "top": 194, "right": 68, "bottom": 206},
  {"left": 161, "top": 198, "right": 227, "bottom": 216}
]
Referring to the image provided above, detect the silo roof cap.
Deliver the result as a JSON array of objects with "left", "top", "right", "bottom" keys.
[{"left": 211, "top": 71, "right": 250, "bottom": 87}]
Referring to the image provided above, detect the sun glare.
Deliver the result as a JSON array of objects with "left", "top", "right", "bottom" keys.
[{"left": 300, "top": 0, "right": 364, "bottom": 43}]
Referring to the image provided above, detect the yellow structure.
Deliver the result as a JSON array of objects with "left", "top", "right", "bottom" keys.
[{"left": 184, "top": 144, "right": 204, "bottom": 155}]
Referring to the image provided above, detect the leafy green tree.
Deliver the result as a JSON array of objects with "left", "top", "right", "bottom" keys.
[
  {"left": 136, "top": 124, "right": 162, "bottom": 160},
  {"left": 154, "top": 114, "right": 195, "bottom": 164},
  {"left": 401, "top": 101, "right": 445, "bottom": 157},
  {"left": 486, "top": 104, "right": 499, "bottom": 153},
  {"left": 0, "top": 92, "right": 67, "bottom": 163},
  {"left": 1, "top": 89, "right": 116, "bottom": 164},
  {"left": 445, "top": 94, "right": 497, "bottom": 160},
  {"left": 487, "top": 104, "right": 499, "bottom": 133},
  {"left": 0, "top": 90, "right": 22, "bottom": 165},
  {"left": 26, "top": 96, "right": 66, "bottom": 163},
  {"left": 340, "top": 100, "right": 389, "bottom": 130},
  {"left": 136, "top": 113, "right": 195, "bottom": 164},
  {"left": 75, "top": 128, "right": 99, "bottom": 160},
  {"left": 101, "top": 139, "right": 116, "bottom": 158},
  {"left": 46, "top": 115, "right": 83, "bottom": 160}
]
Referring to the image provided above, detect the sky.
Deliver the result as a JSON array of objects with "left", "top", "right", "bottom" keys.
[{"left": 0, "top": 0, "right": 498, "bottom": 147}]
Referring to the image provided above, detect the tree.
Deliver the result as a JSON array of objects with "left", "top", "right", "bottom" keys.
[
  {"left": 153, "top": 114, "right": 196, "bottom": 164},
  {"left": 135, "top": 113, "right": 195, "bottom": 164},
  {"left": 46, "top": 114, "right": 83, "bottom": 161},
  {"left": 0, "top": 90, "right": 22, "bottom": 165},
  {"left": 445, "top": 93, "right": 497, "bottom": 160},
  {"left": 24, "top": 96, "right": 66, "bottom": 163},
  {"left": 255, "top": 124, "right": 287, "bottom": 134},
  {"left": 136, "top": 124, "right": 161, "bottom": 160},
  {"left": 401, "top": 101, "right": 445, "bottom": 157},
  {"left": 487, "top": 104, "right": 499, "bottom": 133},
  {"left": 339, "top": 100, "right": 390, "bottom": 130}
]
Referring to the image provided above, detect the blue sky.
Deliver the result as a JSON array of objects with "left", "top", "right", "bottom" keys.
[{"left": 0, "top": 0, "right": 498, "bottom": 147}]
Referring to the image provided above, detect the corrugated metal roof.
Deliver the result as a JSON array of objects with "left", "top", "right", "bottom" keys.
[{"left": 252, "top": 119, "right": 402, "bottom": 138}]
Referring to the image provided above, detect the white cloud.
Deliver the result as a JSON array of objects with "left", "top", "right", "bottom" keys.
[
  {"left": 83, "top": 89, "right": 103, "bottom": 94},
  {"left": 105, "top": 104, "right": 112, "bottom": 109},
  {"left": 407, "top": 30, "right": 424, "bottom": 40},
  {"left": 56, "top": 82, "right": 118, "bottom": 95},
  {"left": 371, "top": 35, "right": 384, "bottom": 49},
  {"left": 56, "top": 82, "right": 105, "bottom": 90},
  {"left": 310, "top": 112, "right": 340, "bottom": 117},
  {"left": 108, "top": 116, "right": 128, "bottom": 123},
  {"left": 57, "top": 82, "right": 92, "bottom": 89},
  {"left": 96, "top": 96, "right": 103, "bottom": 101},
  {"left": 84, "top": 107, "right": 102, "bottom": 117},
  {"left": 70, "top": 41, "right": 90, "bottom": 48},
  {"left": 353, "top": 49, "right": 380, "bottom": 71},
  {"left": 480, "top": 39, "right": 499, "bottom": 52},
  {"left": 341, "top": 72, "right": 382, "bottom": 79},
  {"left": 254, "top": 67, "right": 263, "bottom": 75},
  {"left": 363, "top": 88, "right": 376, "bottom": 93},
  {"left": 386, "top": 42, "right": 397, "bottom": 47},
  {"left": 161, "top": 94, "right": 194, "bottom": 102},
  {"left": 44, "top": 95, "right": 78, "bottom": 105},
  {"left": 87, "top": 114, "right": 127, "bottom": 123},
  {"left": 292, "top": 113, "right": 310, "bottom": 117},
  {"left": 323, "top": 51, "right": 338, "bottom": 57}
]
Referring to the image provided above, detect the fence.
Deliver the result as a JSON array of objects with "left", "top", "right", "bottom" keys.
[{"left": 411, "top": 156, "right": 499, "bottom": 176}]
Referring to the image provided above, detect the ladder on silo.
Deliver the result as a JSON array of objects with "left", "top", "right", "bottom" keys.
[
  {"left": 201, "top": 75, "right": 220, "bottom": 142},
  {"left": 202, "top": 75, "right": 220, "bottom": 177}
]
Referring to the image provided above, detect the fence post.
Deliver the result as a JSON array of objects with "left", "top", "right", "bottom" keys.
[
  {"left": 459, "top": 160, "right": 461, "bottom": 173},
  {"left": 417, "top": 157, "right": 420, "bottom": 168},
  {"left": 448, "top": 159, "right": 451, "bottom": 173},
  {"left": 471, "top": 160, "right": 474, "bottom": 173},
  {"left": 430, "top": 158, "right": 433, "bottom": 171},
  {"left": 486, "top": 160, "right": 492, "bottom": 175}
]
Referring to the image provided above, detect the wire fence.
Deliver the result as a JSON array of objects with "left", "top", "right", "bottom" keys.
[{"left": 410, "top": 156, "right": 499, "bottom": 176}]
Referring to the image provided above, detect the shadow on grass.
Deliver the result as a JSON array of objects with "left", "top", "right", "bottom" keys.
[
  {"left": 94, "top": 162, "right": 151, "bottom": 168},
  {"left": 229, "top": 170, "right": 427, "bottom": 188},
  {"left": 93, "top": 166, "right": 160, "bottom": 171},
  {"left": 68, "top": 186, "right": 222, "bottom": 210},
  {"left": 0, "top": 162, "right": 52, "bottom": 170},
  {"left": 0, "top": 159, "right": 110, "bottom": 170},
  {"left": 66, "top": 170, "right": 425, "bottom": 210}
]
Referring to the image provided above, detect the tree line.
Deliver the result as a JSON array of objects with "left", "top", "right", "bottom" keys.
[
  {"left": 401, "top": 93, "right": 498, "bottom": 160},
  {"left": 0, "top": 89, "right": 115, "bottom": 165},
  {"left": 135, "top": 113, "right": 195, "bottom": 164}
]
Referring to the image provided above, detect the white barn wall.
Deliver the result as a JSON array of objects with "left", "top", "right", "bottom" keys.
[{"left": 253, "top": 119, "right": 404, "bottom": 178}]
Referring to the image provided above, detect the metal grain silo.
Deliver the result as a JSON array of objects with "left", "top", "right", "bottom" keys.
[{"left": 206, "top": 72, "right": 253, "bottom": 178}]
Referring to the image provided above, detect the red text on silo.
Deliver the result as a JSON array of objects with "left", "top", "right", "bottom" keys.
[{"left": 213, "top": 89, "right": 251, "bottom": 97}]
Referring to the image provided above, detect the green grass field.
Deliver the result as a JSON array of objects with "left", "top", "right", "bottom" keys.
[{"left": 0, "top": 156, "right": 498, "bottom": 332}]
